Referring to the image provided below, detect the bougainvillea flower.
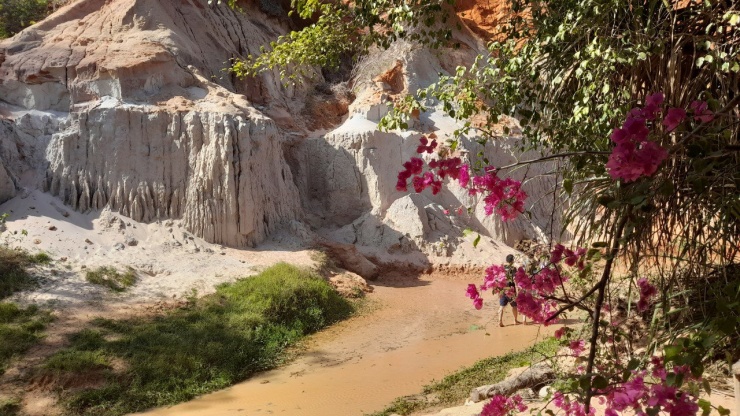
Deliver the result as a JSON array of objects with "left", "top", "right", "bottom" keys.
[
  {"left": 662, "top": 108, "right": 686, "bottom": 131},
  {"left": 480, "top": 394, "right": 527, "bottom": 416},
  {"left": 554, "top": 326, "right": 567, "bottom": 340},
  {"left": 416, "top": 136, "right": 437, "bottom": 154},
  {"left": 569, "top": 339, "right": 586, "bottom": 356},
  {"left": 690, "top": 100, "right": 714, "bottom": 123}
]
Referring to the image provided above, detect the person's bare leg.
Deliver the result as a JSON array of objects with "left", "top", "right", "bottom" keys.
[
  {"left": 498, "top": 306, "right": 505, "bottom": 327},
  {"left": 513, "top": 306, "right": 521, "bottom": 324}
]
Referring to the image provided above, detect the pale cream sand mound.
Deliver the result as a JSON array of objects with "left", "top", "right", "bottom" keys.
[{"left": 1, "top": 189, "right": 313, "bottom": 308}]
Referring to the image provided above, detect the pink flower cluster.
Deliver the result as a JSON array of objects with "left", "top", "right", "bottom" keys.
[
  {"left": 467, "top": 244, "right": 588, "bottom": 324},
  {"left": 396, "top": 138, "right": 467, "bottom": 195},
  {"left": 481, "top": 264, "right": 510, "bottom": 291},
  {"left": 469, "top": 169, "right": 527, "bottom": 221},
  {"left": 606, "top": 93, "right": 668, "bottom": 182},
  {"left": 480, "top": 394, "right": 527, "bottom": 416},
  {"left": 416, "top": 136, "right": 437, "bottom": 153},
  {"left": 606, "top": 93, "right": 716, "bottom": 182},
  {"left": 516, "top": 291, "right": 560, "bottom": 324},
  {"left": 397, "top": 137, "right": 526, "bottom": 222},
  {"left": 466, "top": 283, "right": 483, "bottom": 310},
  {"left": 603, "top": 356, "right": 700, "bottom": 416},
  {"left": 550, "top": 244, "right": 587, "bottom": 269},
  {"left": 689, "top": 100, "right": 714, "bottom": 123},
  {"left": 553, "top": 392, "right": 595, "bottom": 416},
  {"left": 569, "top": 339, "right": 586, "bottom": 356},
  {"left": 636, "top": 277, "right": 657, "bottom": 313},
  {"left": 397, "top": 157, "right": 424, "bottom": 192},
  {"left": 554, "top": 326, "right": 570, "bottom": 340}
]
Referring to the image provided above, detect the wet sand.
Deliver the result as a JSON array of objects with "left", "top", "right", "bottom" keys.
[{"left": 137, "top": 273, "right": 554, "bottom": 416}]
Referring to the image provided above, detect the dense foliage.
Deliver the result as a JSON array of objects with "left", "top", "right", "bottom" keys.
[
  {"left": 0, "top": 0, "right": 55, "bottom": 38},
  {"left": 225, "top": 0, "right": 459, "bottom": 81},
  {"left": 388, "top": 1, "right": 739, "bottom": 414},
  {"left": 242, "top": 0, "right": 739, "bottom": 414}
]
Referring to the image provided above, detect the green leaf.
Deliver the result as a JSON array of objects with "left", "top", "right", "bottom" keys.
[
  {"left": 473, "top": 234, "right": 481, "bottom": 248},
  {"left": 698, "top": 399, "right": 711, "bottom": 416},
  {"left": 664, "top": 345, "right": 682, "bottom": 361},
  {"left": 563, "top": 178, "right": 573, "bottom": 195},
  {"left": 718, "top": 406, "right": 731, "bottom": 416},
  {"left": 586, "top": 248, "right": 601, "bottom": 261},
  {"left": 592, "top": 375, "right": 608, "bottom": 389},
  {"left": 665, "top": 372, "right": 684, "bottom": 388},
  {"left": 701, "top": 380, "right": 712, "bottom": 395},
  {"left": 691, "top": 363, "right": 704, "bottom": 378}
]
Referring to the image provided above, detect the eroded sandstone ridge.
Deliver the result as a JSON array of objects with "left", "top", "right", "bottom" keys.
[
  {"left": 1, "top": 0, "right": 559, "bottom": 263},
  {"left": 1, "top": 0, "right": 304, "bottom": 246}
]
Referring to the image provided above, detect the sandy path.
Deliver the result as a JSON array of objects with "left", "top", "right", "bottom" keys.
[{"left": 138, "top": 273, "right": 555, "bottom": 416}]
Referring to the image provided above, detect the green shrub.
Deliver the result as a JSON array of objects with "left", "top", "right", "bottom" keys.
[
  {"left": 0, "top": 397, "right": 21, "bottom": 416},
  {"left": 0, "top": 247, "right": 49, "bottom": 299},
  {"left": 85, "top": 267, "right": 137, "bottom": 292},
  {"left": 50, "top": 263, "right": 354, "bottom": 416},
  {"left": 0, "top": 0, "right": 49, "bottom": 38}
]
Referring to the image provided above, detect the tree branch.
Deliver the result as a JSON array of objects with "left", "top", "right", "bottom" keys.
[{"left": 497, "top": 151, "right": 610, "bottom": 171}]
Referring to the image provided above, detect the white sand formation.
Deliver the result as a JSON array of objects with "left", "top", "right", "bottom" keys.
[{"left": 1, "top": 0, "right": 561, "bottom": 276}]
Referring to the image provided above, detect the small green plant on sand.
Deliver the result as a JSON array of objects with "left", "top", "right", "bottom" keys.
[
  {"left": 0, "top": 302, "right": 52, "bottom": 374},
  {"left": 0, "top": 397, "right": 21, "bottom": 416},
  {"left": 85, "top": 267, "right": 137, "bottom": 292},
  {"left": 0, "top": 247, "right": 51, "bottom": 299}
]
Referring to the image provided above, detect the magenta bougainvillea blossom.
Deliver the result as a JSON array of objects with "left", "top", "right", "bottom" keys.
[
  {"left": 466, "top": 244, "right": 590, "bottom": 325},
  {"left": 396, "top": 137, "right": 526, "bottom": 221},
  {"left": 569, "top": 339, "right": 586, "bottom": 356},
  {"left": 480, "top": 394, "right": 527, "bottom": 416},
  {"left": 689, "top": 100, "right": 714, "bottom": 123},
  {"left": 553, "top": 392, "right": 595, "bottom": 416},
  {"left": 662, "top": 108, "right": 686, "bottom": 131},
  {"left": 469, "top": 170, "right": 527, "bottom": 221},
  {"left": 601, "top": 356, "right": 701, "bottom": 416},
  {"left": 465, "top": 283, "right": 483, "bottom": 310},
  {"left": 606, "top": 93, "right": 670, "bottom": 182},
  {"left": 416, "top": 136, "right": 438, "bottom": 154},
  {"left": 636, "top": 277, "right": 657, "bottom": 313}
]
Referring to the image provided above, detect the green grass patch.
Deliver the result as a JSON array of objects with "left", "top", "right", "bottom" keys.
[
  {"left": 0, "top": 246, "right": 51, "bottom": 299},
  {"left": 367, "top": 338, "right": 560, "bottom": 416},
  {"left": 0, "top": 397, "right": 21, "bottom": 416},
  {"left": 85, "top": 267, "right": 137, "bottom": 292},
  {"left": 0, "top": 302, "right": 53, "bottom": 374},
  {"left": 49, "top": 263, "right": 355, "bottom": 416}
]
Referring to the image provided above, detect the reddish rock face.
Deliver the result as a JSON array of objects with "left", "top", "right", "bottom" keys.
[{"left": 455, "top": 0, "right": 513, "bottom": 41}]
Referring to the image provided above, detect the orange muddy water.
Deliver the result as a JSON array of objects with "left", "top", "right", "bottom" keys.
[{"left": 138, "top": 273, "right": 555, "bottom": 416}]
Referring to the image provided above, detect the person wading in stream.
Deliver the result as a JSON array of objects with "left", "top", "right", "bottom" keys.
[{"left": 498, "top": 254, "right": 521, "bottom": 327}]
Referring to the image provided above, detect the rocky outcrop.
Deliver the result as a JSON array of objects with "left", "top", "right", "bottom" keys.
[
  {"left": 318, "top": 240, "right": 380, "bottom": 280},
  {"left": 1, "top": 0, "right": 559, "bottom": 259},
  {"left": 0, "top": 163, "right": 14, "bottom": 203},
  {"left": 45, "top": 99, "right": 300, "bottom": 246},
  {"left": 1, "top": 0, "right": 305, "bottom": 246}
]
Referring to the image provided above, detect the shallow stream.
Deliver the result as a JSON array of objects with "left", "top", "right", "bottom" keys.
[{"left": 138, "top": 273, "right": 553, "bottom": 416}]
